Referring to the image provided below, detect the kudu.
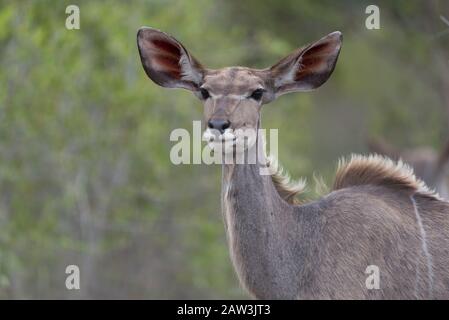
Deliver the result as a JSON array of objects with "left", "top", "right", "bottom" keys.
[
  {"left": 368, "top": 138, "right": 449, "bottom": 199},
  {"left": 137, "top": 27, "right": 449, "bottom": 299}
]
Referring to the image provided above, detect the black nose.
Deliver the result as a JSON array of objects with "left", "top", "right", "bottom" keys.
[{"left": 208, "top": 119, "right": 230, "bottom": 134}]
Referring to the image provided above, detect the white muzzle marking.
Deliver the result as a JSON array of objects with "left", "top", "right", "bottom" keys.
[{"left": 203, "top": 128, "right": 257, "bottom": 154}]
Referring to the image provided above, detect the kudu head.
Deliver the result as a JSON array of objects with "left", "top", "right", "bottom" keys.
[{"left": 137, "top": 27, "right": 342, "bottom": 153}]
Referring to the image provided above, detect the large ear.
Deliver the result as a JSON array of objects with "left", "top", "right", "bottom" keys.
[
  {"left": 137, "top": 27, "right": 204, "bottom": 91},
  {"left": 269, "top": 31, "right": 342, "bottom": 96}
]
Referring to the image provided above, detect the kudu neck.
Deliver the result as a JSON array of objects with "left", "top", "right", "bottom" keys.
[
  {"left": 219, "top": 131, "right": 306, "bottom": 298},
  {"left": 221, "top": 129, "right": 269, "bottom": 184}
]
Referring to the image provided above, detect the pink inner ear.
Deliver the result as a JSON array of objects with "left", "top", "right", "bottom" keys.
[
  {"left": 295, "top": 41, "right": 337, "bottom": 80},
  {"left": 152, "top": 39, "right": 181, "bottom": 57},
  {"left": 304, "top": 41, "right": 335, "bottom": 57},
  {"left": 153, "top": 56, "right": 182, "bottom": 78},
  {"left": 149, "top": 38, "right": 183, "bottom": 79}
]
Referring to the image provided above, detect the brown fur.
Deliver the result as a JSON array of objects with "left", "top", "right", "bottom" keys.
[
  {"left": 333, "top": 154, "right": 439, "bottom": 200},
  {"left": 368, "top": 137, "right": 449, "bottom": 199},
  {"left": 267, "top": 156, "right": 306, "bottom": 204}
]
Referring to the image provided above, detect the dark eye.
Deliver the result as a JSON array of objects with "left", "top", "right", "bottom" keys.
[
  {"left": 249, "top": 89, "right": 264, "bottom": 101},
  {"left": 200, "top": 88, "right": 210, "bottom": 100}
]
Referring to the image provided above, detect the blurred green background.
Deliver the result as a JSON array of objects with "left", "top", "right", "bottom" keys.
[{"left": 0, "top": 0, "right": 448, "bottom": 299}]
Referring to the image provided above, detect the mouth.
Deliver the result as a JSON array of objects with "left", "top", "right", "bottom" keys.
[
  {"left": 203, "top": 128, "right": 256, "bottom": 153},
  {"left": 208, "top": 139, "right": 237, "bottom": 151},
  {"left": 203, "top": 129, "right": 237, "bottom": 149},
  {"left": 203, "top": 127, "right": 234, "bottom": 140}
]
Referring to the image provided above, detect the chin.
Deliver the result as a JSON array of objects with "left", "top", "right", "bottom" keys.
[
  {"left": 207, "top": 140, "right": 238, "bottom": 154},
  {"left": 203, "top": 127, "right": 258, "bottom": 157},
  {"left": 208, "top": 137, "right": 257, "bottom": 155}
]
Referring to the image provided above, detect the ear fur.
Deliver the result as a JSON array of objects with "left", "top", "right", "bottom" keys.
[
  {"left": 137, "top": 27, "right": 204, "bottom": 91},
  {"left": 269, "top": 31, "right": 342, "bottom": 96}
]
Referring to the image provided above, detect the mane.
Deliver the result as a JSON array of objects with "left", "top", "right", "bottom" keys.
[
  {"left": 266, "top": 154, "right": 441, "bottom": 205},
  {"left": 332, "top": 154, "right": 440, "bottom": 200},
  {"left": 266, "top": 156, "right": 306, "bottom": 205}
]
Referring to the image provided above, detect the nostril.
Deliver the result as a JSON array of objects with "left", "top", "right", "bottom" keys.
[
  {"left": 208, "top": 119, "right": 231, "bottom": 134},
  {"left": 222, "top": 120, "right": 230, "bottom": 131}
]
